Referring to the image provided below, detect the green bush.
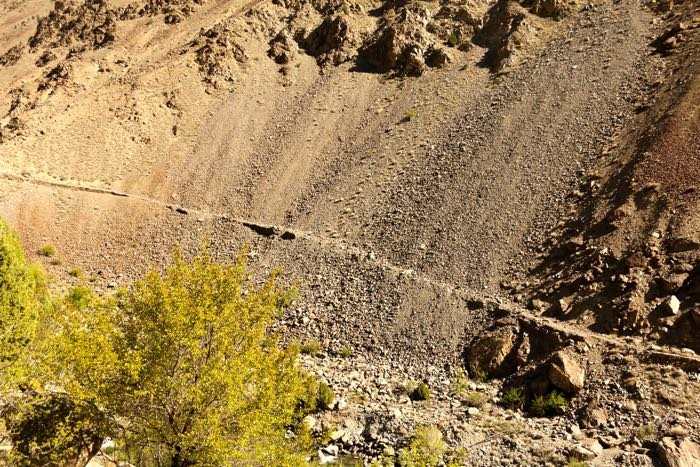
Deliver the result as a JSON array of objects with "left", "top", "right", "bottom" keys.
[
  {"left": 500, "top": 387, "right": 525, "bottom": 411},
  {"left": 317, "top": 382, "right": 335, "bottom": 410},
  {"left": 450, "top": 368, "right": 468, "bottom": 396},
  {"left": 68, "top": 268, "right": 84, "bottom": 279},
  {"left": 67, "top": 286, "right": 91, "bottom": 311},
  {"left": 339, "top": 345, "right": 352, "bottom": 358},
  {"left": 529, "top": 391, "right": 568, "bottom": 417},
  {"left": 37, "top": 245, "right": 56, "bottom": 257},
  {"left": 463, "top": 391, "right": 487, "bottom": 408},
  {"left": 410, "top": 382, "right": 431, "bottom": 401},
  {"left": 301, "top": 340, "right": 320, "bottom": 356},
  {"left": 447, "top": 32, "right": 459, "bottom": 47}
]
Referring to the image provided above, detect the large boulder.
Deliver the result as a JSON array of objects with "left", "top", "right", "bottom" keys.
[
  {"left": 301, "top": 15, "right": 357, "bottom": 66},
  {"left": 358, "top": 4, "right": 451, "bottom": 76},
  {"left": 467, "top": 326, "right": 516, "bottom": 376},
  {"left": 657, "top": 437, "right": 700, "bottom": 467},
  {"left": 547, "top": 351, "right": 585, "bottom": 393}
]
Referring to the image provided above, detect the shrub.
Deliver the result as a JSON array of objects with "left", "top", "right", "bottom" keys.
[
  {"left": 529, "top": 391, "right": 568, "bottom": 417},
  {"left": 567, "top": 458, "right": 588, "bottom": 467},
  {"left": 1, "top": 392, "right": 109, "bottom": 466},
  {"left": 37, "top": 245, "right": 56, "bottom": 257},
  {"left": 404, "top": 110, "right": 417, "bottom": 122},
  {"left": 339, "top": 345, "right": 352, "bottom": 358},
  {"left": 45, "top": 247, "right": 315, "bottom": 465},
  {"left": 68, "top": 268, "right": 84, "bottom": 279},
  {"left": 301, "top": 340, "right": 320, "bottom": 356},
  {"left": 470, "top": 368, "right": 486, "bottom": 382},
  {"left": 0, "top": 219, "right": 45, "bottom": 382},
  {"left": 447, "top": 32, "right": 459, "bottom": 47},
  {"left": 450, "top": 368, "right": 469, "bottom": 396},
  {"left": 500, "top": 387, "right": 525, "bottom": 411},
  {"left": 463, "top": 391, "right": 487, "bottom": 408},
  {"left": 398, "top": 426, "right": 447, "bottom": 467},
  {"left": 67, "top": 286, "right": 91, "bottom": 311},
  {"left": 50, "top": 257, "right": 62, "bottom": 266},
  {"left": 637, "top": 423, "right": 656, "bottom": 440},
  {"left": 317, "top": 382, "right": 335, "bottom": 410},
  {"left": 410, "top": 382, "right": 431, "bottom": 401}
]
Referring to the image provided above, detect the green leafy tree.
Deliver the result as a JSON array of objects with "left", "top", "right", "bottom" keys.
[
  {"left": 0, "top": 219, "right": 45, "bottom": 382},
  {"left": 46, "top": 247, "right": 314, "bottom": 466}
]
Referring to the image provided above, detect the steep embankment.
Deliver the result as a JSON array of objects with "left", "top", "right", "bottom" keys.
[{"left": 0, "top": 0, "right": 668, "bottom": 365}]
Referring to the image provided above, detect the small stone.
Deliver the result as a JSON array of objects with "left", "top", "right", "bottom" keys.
[
  {"left": 663, "top": 296, "right": 681, "bottom": 315},
  {"left": 571, "top": 445, "right": 596, "bottom": 461},
  {"left": 335, "top": 399, "right": 348, "bottom": 411},
  {"left": 467, "top": 407, "right": 480, "bottom": 416},
  {"left": 581, "top": 438, "right": 604, "bottom": 456},
  {"left": 569, "top": 424, "right": 584, "bottom": 440},
  {"left": 669, "top": 425, "right": 689, "bottom": 438}
]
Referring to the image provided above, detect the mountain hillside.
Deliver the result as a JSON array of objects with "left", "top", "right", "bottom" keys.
[{"left": 0, "top": 0, "right": 698, "bottom": 465}]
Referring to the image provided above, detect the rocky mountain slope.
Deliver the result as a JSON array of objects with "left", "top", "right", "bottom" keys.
[{"left": 0, "top": 0, "right": 699, "bottom": 465}]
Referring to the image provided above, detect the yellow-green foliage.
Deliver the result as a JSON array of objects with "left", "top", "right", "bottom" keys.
[
  {"left": 47, "top": 247, "right": 314, "bottom": 466},
  {"left": 37, "top": 244, "right": 56, "bottom": 257},
  {"left": 0, "top": 219, "right": 44, "bottom": 381},
  {"left": 3, "top": 392, "right": 110, "bottom": 467},
  {"left": 317, "top": 382, "right": 335, "bottom": 410},
  {"left": 398, "top": 426, "right": 447, "bottom": 467}
]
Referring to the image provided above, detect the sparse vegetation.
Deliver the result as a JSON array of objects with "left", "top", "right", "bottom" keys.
[
  {"left": 463, "top": 391, "right": 488, "bottom": 408},
  {"left": 37, "top": 244, "right": 56, "bottom": 257},
  {"left": 49, "top": 257, "right": 62, "bottom": 266},
  {"left": 410, "top": 382, "right": 431, "bottom": 401},
  {"left": 68, "top": 268, "right": 84, "bottom": 279},
  {"left": 317, "top": 381, "right": 335, "bottom": 410},
  {"left": 567, "top": 457, "right": 588, "bottom": 467},
  {"left": 470, "top": 368, "right": 487, "bottom": 383},
  {"left": 637, "top": 423, "right": 656, "bottom": 440},
  {"left": 450, "top": 368, "right": 469, "bottom": 396},
  {"left": 301, "top": 339, "right": 321, "bottom": 356},
  {"left": 500, "top": 387, "right": 525, "bottom": 411},
  {"left": 529, "top": 391, "right": 568, "bottom": 417},
  {"left": 339, "top": 345, "right": 352, "bottom": 358}
]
